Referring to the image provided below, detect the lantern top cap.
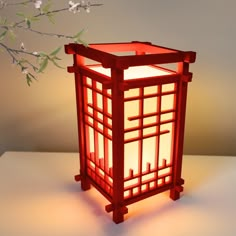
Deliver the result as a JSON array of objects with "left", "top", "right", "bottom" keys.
[{"left": 65, "top": 41, "right": 196, "bottom": 69}]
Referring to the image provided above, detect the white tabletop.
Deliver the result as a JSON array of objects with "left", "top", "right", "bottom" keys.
[{"left": 0, "top": 152, "right": 235, "bottom": 236}]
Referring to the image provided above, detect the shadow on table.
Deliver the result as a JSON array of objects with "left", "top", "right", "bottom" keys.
[{"left": 63, "top": 155, "right": 235, "bottom": 235}]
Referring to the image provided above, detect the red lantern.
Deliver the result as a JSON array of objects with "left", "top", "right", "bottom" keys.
[{"left": 65, "top": 41, "right": 196, "bottom": 223}]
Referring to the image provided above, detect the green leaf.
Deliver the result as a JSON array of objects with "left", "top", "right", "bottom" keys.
[
  {"left": 50, "top": 47, "right": 61, "bottom": 56},
  {"left": 16, "top": 12, "right": 25, "bottom": 17},
  {"left": 0, "top": 30, "right": 7, "bottom": 41},
  {"left": 26, "top": 74, "right": 32, "bottom": 86},
  {"left": 38, "top": 52, "right": 47, "bottom": 57},
  {"left": 31, "top": 17, "right": 40, "bottom": 22},
  {"left": 47, "top": 14, "right": 55, "bottom": 24},
  {"left": 53, "top": 56, "right": 62, "bottom": 61},
  {"left": 0, "top": 17, "right": 7, "bottom": 25},
  {"left": 32, "top": 65, "right": 39, "bottom": 72},
  {"left": 37, "top": 54, "right": 46, "bottom": 64},
  {"left": 36, "top": 56, "right": 40, "bottom": 64},
  {"left": 38, "top": 58, "right": 48, "bottom": 73},
  {"left": 73, "top": 29, "right": 88, "bottom": 46},
  {"left": 26, "top": 19, "right": 31, "bottom": 28},
  {"left": 75, "top": 38, "right": 88, "bottom": 47},
  {"left": 42, "top": 2, "right": 52, "bottom": 13},
  {"left": 29, "top": 73, "right": 37, "bottom": 81},
  {"left": 50, "top": 59, "right": 64, "bottom": 69},
  {"left": 25, "top": 73, "right": 37, "bottom": 86},
  {"left": 72, "top": 29, "right": 85, "bottom": 39},
  {"left": 39, "top": 52, "right": 47, "bottom": 56}
]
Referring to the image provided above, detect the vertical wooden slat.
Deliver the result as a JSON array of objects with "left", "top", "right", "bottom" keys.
[
  {"left": 111, "top": 67, "right": 126, "bottom": 223},
  {"left": 138, "top": 87, "right": 144, "bottom": 194},
  {"left": 92, "top": 80, "right": 99, "bottom": 175},
  {"left": 170, "top": 62, "right": 189, "bottom": 200},
  {"left": 74, "top": 54, "right": 90, "bottom": 190},
  {"left": 155, "top": 85, "right": 162, "bottom": 188},
  {"left": 103, "top": 87, "right": 110, "bottom": 192}
]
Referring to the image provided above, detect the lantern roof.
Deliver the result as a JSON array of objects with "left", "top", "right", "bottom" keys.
[{"left": 65, "top": 41, "right": 196, "bottom": 69}]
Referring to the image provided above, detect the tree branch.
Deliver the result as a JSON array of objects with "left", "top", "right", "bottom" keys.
[
  {"left": 0, "top": 42, "right": 18, "bottom": 62},
  {"left": 0, "top": 1, "right": 103, "bottom": 85},
  {"left": 15, "top": 25, "right": 75, "bottom": 39},
  {"left": 0, "top": 42, "right": 39, "bottom": 57},
  {"left": 14, "top": 4, "right": 103, "bottom": 27}
]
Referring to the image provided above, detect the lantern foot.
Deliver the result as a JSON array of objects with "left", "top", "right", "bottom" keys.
[
  {"left": 81, "top": 178, "right": 91, "bottom": 191},
  {"left": 169, "top": 188, "right": 180, "bottom": 200},
  {"left": 170, "top": 184, "right": 184, "bottom": 200},
  {"left": 74, "top": 174, "right": 91, "bottom": 191},
  {"left": 74, "top": 174, "right": 81, "bottom": 182},
  {"left": 107, "top": 204, "right": 128, "bottom": 224},
  {"left": 113, "top": 208, "right": 126, "bottom": 224},
  {"left": 113, "top": 213, "right": 124, "bottom": 224}
]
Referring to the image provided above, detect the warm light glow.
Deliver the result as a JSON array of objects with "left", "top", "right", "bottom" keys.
[
  {"left": 87, "top": 64, "right": 175, "bottom": 197},
  {"left": 89, "top": 65, "right": 171, "bottom": 79}
]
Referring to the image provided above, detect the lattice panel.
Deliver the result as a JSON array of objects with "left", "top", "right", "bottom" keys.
[
  {"left": 123, "top": 83, "right": 177, "bottom": 199},
  {"left": 83, "top": 77, "right": 113, "bottom": 197},
  {"left": 66, "top": 41, "right": 196, "bottom": 223}
]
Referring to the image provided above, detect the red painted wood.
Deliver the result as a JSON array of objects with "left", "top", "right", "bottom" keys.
[
  {"left": 65, "top": 41, "right": 196, "bottom": 223},
  {"left": 110, "top": 67, "right": 126, "bottom": 223},
  {"left": 170, "top": 62, "right": 190, "bottom": 200},
  {"left": 73, "top": 54, "right": 91, "bottom": 191}
]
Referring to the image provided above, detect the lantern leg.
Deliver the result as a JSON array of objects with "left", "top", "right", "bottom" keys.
[
  {"left": 169, "top": 188, "right": 180, "bottom": 200},
  {"left": 81, "top": 178, "right": 91, "bottom": 191},
  {"left": 113, "top": 210, "right": 124, "bottom": 224},
  {"left": 74, "top": 174, "right": 91, "bottom": 191},
  {"left": 113, "top": 206, "right": 128, "bottom": 224},
  {"left": 169, "top": 184, "right": 184, "bottom": 200},
  {"left": 106, "top": 203, "right": 128, "bottom": 224}
]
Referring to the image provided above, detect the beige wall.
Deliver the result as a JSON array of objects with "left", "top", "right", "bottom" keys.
[{"left": 0, "top": 0, "right": 236, "bottom": 156}]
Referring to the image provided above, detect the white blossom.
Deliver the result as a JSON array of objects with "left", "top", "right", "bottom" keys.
[
  {"left": 69, "top": 1, "right": 91, "bottom": 14},
  {"left": 69, "top": 1, "right": 81, "bottom": 13},
  {"left": 85, "top": 2, "right": 91, "bottom": 13},
  {"left": 69, "top": 0, "right": 75, "bottom": 6},
  {"left": 0, "top": 0, "right": 103, "bottom": 85},
  {"left": 20, "top": 42, "right": 26, "bottom": 51},
  {"left": 22, "top": 69, "right": 29, "bottom": 74},
  {"left": 34, "top": 0, "right": 42, "bottom": 9}
]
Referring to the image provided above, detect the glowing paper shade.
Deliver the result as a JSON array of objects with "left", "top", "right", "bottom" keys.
[{"left": 65, "top": 41, "right": 196, "bottom": 223}]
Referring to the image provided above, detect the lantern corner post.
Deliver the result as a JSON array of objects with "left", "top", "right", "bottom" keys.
[
  {"left": 110, "top": 67, "right": 128, "bottom": 223},
  {"left": 170, "top": 60, "right": 192, "bottom": 201},
  {"left": 73, "top": 53, "right": 91, "bottom": 191}
]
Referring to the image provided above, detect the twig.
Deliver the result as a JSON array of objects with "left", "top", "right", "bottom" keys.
[
  {"left": 0, "top": 1, "right": 103, "bottom": 84},
  {"left": 0, "top": 42, "right": 18, "bottom": 62},
  {"left": 14, "top": 4, "right": 103, "bottom": 27},
  {"left": 0, "top": 42, "right": 39, "bottom": 57},
  {"left": 16, "top": 25, "right": 74, "bottom": 39},
  {"left": 0, "top": 42, "right": 39, "bottom": 73}
]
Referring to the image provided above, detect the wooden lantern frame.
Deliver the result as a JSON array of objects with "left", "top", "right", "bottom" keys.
[{"left": 65, "top": 41, "right": 196, "bottom": 223}]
